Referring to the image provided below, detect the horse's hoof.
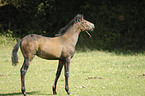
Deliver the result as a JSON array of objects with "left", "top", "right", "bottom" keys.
[
  {"left": 24, "top": 94, "right": 28, "bottom": 96},
  {"left": 53, "top": 92, "right": 57, "bottom": 95},
  {"left": 67, "top": 91, "right": 71, "bottom": 95},
  {"left": 52, "top": 87, "right": 57, "bottom": 95},
  {"left": 23, "top": 92, "right": 28, "bottom": 96},
  {"left": 68, "top": 93, "right": 72, "bottom": 95},
  {"left": 53, "top": 91, "right": 57, "bottom": 95}
]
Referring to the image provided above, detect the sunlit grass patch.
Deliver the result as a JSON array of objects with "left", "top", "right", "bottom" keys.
[{"left": 0, "top": 37, "right": 145, "bottom": 96}]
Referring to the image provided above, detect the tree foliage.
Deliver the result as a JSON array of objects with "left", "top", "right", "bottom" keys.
[{"left": 0, "top": 0, "right": 145, "bottom": 50}]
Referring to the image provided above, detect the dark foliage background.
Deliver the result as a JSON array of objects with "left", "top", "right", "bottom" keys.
[{"left": 0, "top": 0, "right": 145, "bottom": 50}]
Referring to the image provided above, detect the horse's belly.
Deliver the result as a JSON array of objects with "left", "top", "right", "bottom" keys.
[{"left": 36, "top": 49, "right": 61, "bottom": 60}]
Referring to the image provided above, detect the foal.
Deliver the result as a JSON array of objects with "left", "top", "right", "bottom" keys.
[{"left": 12, "top": 14, "right": 94, "bottom": 96}]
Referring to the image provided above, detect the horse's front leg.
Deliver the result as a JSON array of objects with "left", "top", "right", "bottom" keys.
[
  {"left": 52, "top": 60, "right": 63, "bottom": 94},
  {"left": 64, "top": 57, "right": 71, "bottom": 95}
]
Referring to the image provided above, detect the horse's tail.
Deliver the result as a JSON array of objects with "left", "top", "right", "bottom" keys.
[{"left": 12, "top": 39, "right": 22, "bottom": 66}]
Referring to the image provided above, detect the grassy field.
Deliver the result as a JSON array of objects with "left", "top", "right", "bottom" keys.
[{"left": 0, "top": 35, "right": 145, "bottom": 96}]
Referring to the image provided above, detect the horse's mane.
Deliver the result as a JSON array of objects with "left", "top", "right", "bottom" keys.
[{"left": 55, "top": 14, "right": 83, "bottom": 36}]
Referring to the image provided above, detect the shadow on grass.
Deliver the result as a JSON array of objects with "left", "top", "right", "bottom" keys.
[
  {"left": 76, "top": 46, "right": 145, "bottom": 56},
  {"left": 0, "top": 91, "right": 53, "bottom": 96}
]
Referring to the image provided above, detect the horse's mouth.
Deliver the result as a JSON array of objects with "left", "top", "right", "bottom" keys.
[{"left": 89, "top": 24, "right": 95, "bottom": 31}]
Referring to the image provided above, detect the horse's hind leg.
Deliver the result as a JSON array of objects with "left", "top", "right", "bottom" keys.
[{"left": 20, "top": 56, "right": 34, "bottom": 96}]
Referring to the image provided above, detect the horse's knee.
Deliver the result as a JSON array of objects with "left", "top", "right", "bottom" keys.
[
  {"left": 20, "top": 65, "right": 29, "bottom": 77},
  {"left": 65, "top": 72, "right": 69, "bottom": 78},
  {"left": 21, "top": 87, "right": 25, "bottom": 93}
]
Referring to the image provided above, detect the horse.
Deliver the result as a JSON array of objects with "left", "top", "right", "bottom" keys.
[{"left": 11, "top": 14, "right": 95, "bottom": 96}]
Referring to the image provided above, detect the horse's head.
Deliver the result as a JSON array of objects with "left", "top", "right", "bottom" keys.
[{"left": 75, "top": 14, "right": 95, "bottom": 32}]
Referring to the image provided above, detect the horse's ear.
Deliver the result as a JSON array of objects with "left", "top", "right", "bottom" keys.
[
  {"left": 81, "top": 14, "right": 84, "bottom": 19},
  {"left": 74, "top": 14, "right": 84, "bottom": 23},
  {"left": 75, "top": 14, "right": 83, "bottom": 22},
  {"left": 81, "top": 16, "right": 83, "bottom": 20}
]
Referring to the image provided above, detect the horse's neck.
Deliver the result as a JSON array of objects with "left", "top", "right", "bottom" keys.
[{"left": 61, "top": 24, "right": 81, "bottom": 47}]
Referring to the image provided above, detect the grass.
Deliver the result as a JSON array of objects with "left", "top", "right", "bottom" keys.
[{"left": 0, "top": 35, "right": 145, "bottom": 96}]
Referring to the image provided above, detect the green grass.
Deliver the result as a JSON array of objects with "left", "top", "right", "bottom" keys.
[{"left": 0, "top": 35, "right": 145, "bottom": 96}]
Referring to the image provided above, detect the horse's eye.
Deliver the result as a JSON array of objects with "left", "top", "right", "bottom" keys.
[
  {"left": 77, "top": 19, "right": 81, "bottom": 22},
  {"left": 82, "top": 22, "right": 85, "bottom": 24}
]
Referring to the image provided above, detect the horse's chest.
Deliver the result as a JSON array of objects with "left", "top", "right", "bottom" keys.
[{"left": 61, "top": 46, "right": 75, "bottom": 58}]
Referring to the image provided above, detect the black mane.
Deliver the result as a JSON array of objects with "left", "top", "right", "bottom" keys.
[{"left": 55, "top": 14, "right": 83, "bottom": 36}]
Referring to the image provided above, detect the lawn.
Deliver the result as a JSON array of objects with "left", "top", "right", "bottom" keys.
[{"left": 0, "top": 36, "right": 145, "bottom": 96}]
